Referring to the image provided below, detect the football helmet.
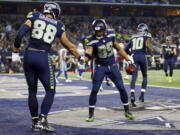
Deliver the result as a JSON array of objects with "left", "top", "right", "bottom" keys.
[
  {"left": 137, "top": 23, "right": 148, "bottom": 33},
  {"left": 166, "top": 36, "right": 172, "bottom": 42},
  {"left": 43, "top": 2, "right": 61, "bottom": 18},
  {"left": 92, "top": 19, "right": 107, "bottom": 32},
  {"left": 125, "top": 63, "right": 136, "bottom": 75}
]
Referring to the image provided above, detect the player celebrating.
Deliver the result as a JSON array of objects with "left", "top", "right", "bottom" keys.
[
  {"left": 13, "top": 2, "right": 82, "bottom": 132},
  {"left": 83, "top": 19, "right": 135, "bottom": 122},
  {"left": 125, "top": 23, "right": 153, "bottom": 107},
  {"left": 160, "top": 36, "right": 177, "bottom": 83}
]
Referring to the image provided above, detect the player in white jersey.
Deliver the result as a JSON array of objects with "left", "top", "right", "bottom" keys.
[
  {"left": 77, "top": 43, "right": 85, "bottom": 80},
  {"left": 56, "top": 48, "right": 72, "bottom": 82}
]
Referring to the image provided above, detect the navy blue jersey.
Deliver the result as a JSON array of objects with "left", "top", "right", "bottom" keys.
[
  {"left": 26, "top": 12, "right": 65, "bottom": 51},
  {"left": 161, "top": 43, "right": 176, "bottom": 59},
  {"left": 126, "top": 32, "right": 151, "bottom": 55},
  {"left": 86, "top": 29, "right": 116, "bottom": 65}
]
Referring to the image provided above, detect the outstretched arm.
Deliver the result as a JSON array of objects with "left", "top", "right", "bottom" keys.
[
  {"left": 59, "top": 32, "right": 81, "bottom": 59},
  {"left": 113, "top": 41, "right": 130, "bottom": 61}
]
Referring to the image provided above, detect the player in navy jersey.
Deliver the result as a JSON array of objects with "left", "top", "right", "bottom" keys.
[
  {"left": 160, "top": 36, "right": 177, "bottom": 83},
  {"left": 82, "top": 19, "right": 135, "bottom": 122},
  {"left": 13, "top": 2, "right": 82, "bottom": 132},
  {"left": 125, "top": 23, "right": 153, "bottom": 107}
]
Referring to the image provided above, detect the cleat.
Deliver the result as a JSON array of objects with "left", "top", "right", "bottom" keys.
[
  {"left": 139, "top": 93, "right": 144, "bottom": 102},
  {"left": 166, "top": 76, "right": 169, "bottom": 81},
  {"left": 86, "top": 116, "right": 95, "bottom": 122},
  {"left": 106, "top": 80, "right": 111, "bottom": 86},
  {"left": 37, "top": 114, "right": 55, "bottom": 132},
  {"left": 168, "top": 77, "right": 172, "bottom": 83},
  {"left": 124, "top": 111, "right": 135, "bottom": 120},
  {"left": 130, "top": 92, "right": 136, "bottom": 107},
  {"left": 65, "top": 79, "right": 72, "bottom": 82},
  {"left": 31, "top": 117, "right": 40, "bottom": 132},
  {"left": 99, "top": 85, "right": 104, "bottom": 92}
]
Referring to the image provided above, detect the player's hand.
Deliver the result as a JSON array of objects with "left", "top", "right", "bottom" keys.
[
  {"left": 126, "top": 55, "right": 134, "bottom": 64},
  {"left": 78, "top": 56, "right": 85, "bottom": 65},
  {"left": 150, "top": 56, "right": 155, "bottom": 65}
]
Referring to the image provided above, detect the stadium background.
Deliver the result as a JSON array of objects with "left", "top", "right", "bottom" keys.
[{"left": 0, "top": 0, "right": 179, "bottom": 73}]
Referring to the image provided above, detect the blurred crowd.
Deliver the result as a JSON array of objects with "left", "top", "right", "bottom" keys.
[{"left": 0, "top": 14, "right": 179, "bottom": 73}]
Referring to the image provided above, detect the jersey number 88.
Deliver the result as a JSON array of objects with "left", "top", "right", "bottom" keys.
[{"left": 32, "top": 20, "right": 57, "bottom": 44}]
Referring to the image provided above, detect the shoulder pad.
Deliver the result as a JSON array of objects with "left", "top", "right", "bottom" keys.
[{"left": 146, "top": 32, "right": 152, "bottom": 38}]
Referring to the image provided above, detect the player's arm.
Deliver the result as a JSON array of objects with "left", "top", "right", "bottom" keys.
[
  {"left": 84, "top": 45, "right": 93, "bottom": 62},
  {"left": 146, "top": 37, "right": 153, "bottom": 56},
  {"left": 160, "top": 45, "right": 164, "bottom": 58},
  {"left": 113, "top": 41, "right": 130, "bottom": 61},
  {"left": 14, "top": 20, "right": 32, "bottom": 52},
  {"left": 173, "top": 47, "right": 177, "bottom": 55},
  {"left": 59, "top": 32, "right": 81, "bottom": 59}
]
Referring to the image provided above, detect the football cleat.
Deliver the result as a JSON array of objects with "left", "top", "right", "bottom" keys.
[
  {"left": 130, "top": 93, "right": 136, "bottom": 107},
  {"left": 139, "top": 92, "right": 144, "bottom": 102},
  {"left": 36, "top": 114, "right": 55, "bottom": 132},
  {"left": 124, "top": 111, "right": 135, "bottom": 120},
  {"left": 99, "top": 85, "right": 104, "bottom": 92},
  {"left": 166, "top": 76, "right": 169, "bottom": 81},
  {"left": 168, "top": 77, "right": 172, "bottom": 83},
  {"left": 31, "top": 117, "right": 40, "bottom": 132},
  {"left": 86, "top": 115, "right": 95, "bottom": 122}
]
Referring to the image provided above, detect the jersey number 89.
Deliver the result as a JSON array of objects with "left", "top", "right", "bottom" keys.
[{"left": 32, "top": 20, "right": 57, "bottom": 44}]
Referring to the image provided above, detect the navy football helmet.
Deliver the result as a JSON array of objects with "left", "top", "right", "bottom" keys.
[
  {"left": 137, "top": 23, "right": 148, "bottom": 33},
  {"left": 92, "top": 19, "right": 107, "bottom": 32},
  {"left": 43, "top": 2, "right": 61, "bottom": 18}
]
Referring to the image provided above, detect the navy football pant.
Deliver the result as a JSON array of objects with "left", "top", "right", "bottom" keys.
[
  {"left": 131, "top": 54, "right": 147, "bottom": 90},
  {"left": 164, "top": 58, "right": 174, "bottom": 77},
  {"left": 89, "top": 64, "right": 128, "bottom": 107},
  {"left": 23, "top": 50, "right": 56, "bottom": 117}
]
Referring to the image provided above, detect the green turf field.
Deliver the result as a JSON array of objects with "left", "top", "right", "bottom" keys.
[{"left": 59, "top": 69, "right": 180, "bottom": 88}]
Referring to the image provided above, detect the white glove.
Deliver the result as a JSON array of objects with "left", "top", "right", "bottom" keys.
[
  {"left": 127, "top": 55, "right": 134, "bottom": 64},
  {"left": 151, "top": 56, "right": 155, "bottom": 65},
  {"left": 12, "top": 52, "right": 21, "bottom": 62}
]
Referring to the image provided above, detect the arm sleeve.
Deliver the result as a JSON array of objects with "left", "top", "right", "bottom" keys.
[{"left": 14, "top": 24, "right": 31, "bottom": 48}]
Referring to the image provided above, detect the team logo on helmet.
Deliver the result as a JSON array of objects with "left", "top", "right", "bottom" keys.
[
  {"left": 43, "top": 2, "right": 61, "bottom": 18},
  {"left": 92, "top": 19, "right": 107, "bottom": 32}
]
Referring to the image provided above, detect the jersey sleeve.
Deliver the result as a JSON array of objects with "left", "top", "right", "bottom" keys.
[
  {"left": 26, "top": 11, "right": 38, "bottom": 22},
  {"left": 107, "top": 29, "right": 116, "bottom": 42},
  {"left": 57, "top": 21, "right": 65, "bottom": 38},
  {"left": 146, "top": 32, "right": 152, "bottom": 38}
]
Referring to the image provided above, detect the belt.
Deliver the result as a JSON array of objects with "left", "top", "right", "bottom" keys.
[{"left": 27, "top": 47, "right": 47, "bottom": 52}]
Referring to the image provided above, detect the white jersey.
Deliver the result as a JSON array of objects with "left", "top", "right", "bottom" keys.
[
  {"left": 78, "top": 48, "right": 85, "bottom": 69},
  {"left": 59, "top": 48, "right": 67, "bottom": 62}
]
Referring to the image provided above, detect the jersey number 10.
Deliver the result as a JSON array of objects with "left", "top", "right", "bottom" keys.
[
  {"left": 132, "top": 37, "right": 144, "bottom": 50},
  {"left": 32, "top": 20, "right": 57, "bottom": 44}
]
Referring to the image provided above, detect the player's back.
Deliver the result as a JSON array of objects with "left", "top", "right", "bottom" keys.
[
  {"left": 129, "top": 32, "right": 151, "bottom": 55},
  {"left": 27, "top": 12, "right": 64, "bottom": 52}
]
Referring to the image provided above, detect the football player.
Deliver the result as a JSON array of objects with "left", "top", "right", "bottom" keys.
[
  {"left": 56, "top": 47, "right": 72, "bottom": 82},
  {"left": 125, "top": 23, "right": 153, "bottom": 107},
  {"left": 160, "top": 36, "right": 176, "bottom": 83},
  {"left": 83, "top": 19, "right": 135, "bottom": 122},
  {"left": 13, "top": 2, "right": 82, "bottom": 132}
]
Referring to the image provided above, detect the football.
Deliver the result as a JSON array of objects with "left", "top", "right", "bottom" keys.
[{"left": 125, "top": 63, "right": 136, "bottom": 75}]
